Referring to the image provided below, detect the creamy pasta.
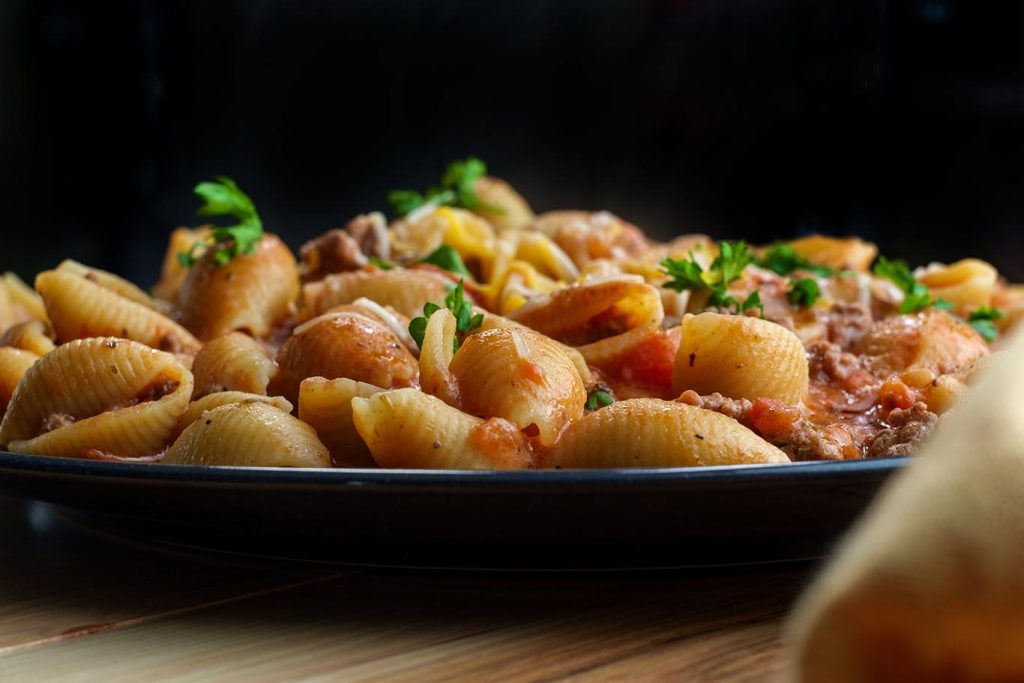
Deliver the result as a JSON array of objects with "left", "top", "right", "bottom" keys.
[{"left": 0, "top": 162, "right": 1018, "bottom": 469}]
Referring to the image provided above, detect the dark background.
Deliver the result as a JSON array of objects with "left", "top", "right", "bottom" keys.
[{"left": 2, "top": 0, "right": 1022, "bottom": 286}]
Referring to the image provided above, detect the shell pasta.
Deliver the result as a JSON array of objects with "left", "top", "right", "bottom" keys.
[{"left": 0, "top": 166, "right": 1018, "bottom": 468}]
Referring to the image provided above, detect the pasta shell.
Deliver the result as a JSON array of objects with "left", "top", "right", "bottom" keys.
[
  {"left": 672, "top": 312, "right": 809, "bottom": 405},
  {"left": 856, "top": 308, "right": 989, "bottom": 376},
  {"left": 390, "top": 207, "right": 496, "bottom": 271},
  {"left": 418, "top": 309, "right": 460, "bottom": 407},
  {"left": 36, "top": 270, "right": 201, "bottom": 354},
  {"left": 449, "top": 327, "right": 585, "bottom": 446},
  {"left": 191, "top": 332, "right": 277, "bottom": 398},
  {"left": 0, "top": 338, "right": 193, "bottom": 457},
  {"left": 531, "top": 211, "right": 649, "bottom": 267},
  {"left": 549, "top": 398, "right": 789, "bottom": 468},
  {"left": 341, "top": 298, "right": 417, "bottom": 353},
  {"left": 917, "top": 259, "right": 998, "bottom": 314},
  {"left": 301, "top": 268, "right": 450, "bottom": 319},
  {"left": 484, "top": 259, "right": 564, "bottom": 315},
  {"left": 175, "top": 391, "right": 293, "bottom": 439},
  {"left": 0, "top": 347, "right": 38, "bottom": 415},
  {"left": 298, "top": 376, "right": 382, "bottom": 467},
  {"left": 57, "top": 260, "right": 163, "bottom": 311},
  {"left": 3, "top": 272, "right": 47, "bottom": 323},
  {"left": 0, "top": 320, "right": 56, "bottom": 356},
  {"left": 178, "top": 234, "right": 300, "bottom": 340},
  {"left": 471, "top": 176, "right": 534, "bottom": 232},
  {"left": 506, "top": 275, "right": 663, "bottom": 346},
  {"left": 164, "top": 401, "right": 329, "bottom": 468},
  {"left": 473, "top": 312, "right": 594, "bottom": 384},
  {"left": 352, "top": 388, "right": 534, "bottom": 470},
  {"left": 271, "top": 309, "right": 418, "bottom": 404},
  {"left": 993, "top": 284, "right": 1024, "bottom": 332},
  {"left": 787, "top": 235, "right": 878, "bottom": 272},
  {"left": 153, "top": 226, "right": 210, "bottom": 303}
]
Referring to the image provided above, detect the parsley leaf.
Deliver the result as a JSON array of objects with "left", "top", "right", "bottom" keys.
[
  {"left": 386, "top": 190, "right": 429, "bottom": 217},
  {"left": 661, "top": 241, "right": 761, "bottom": 316},
  {"left": 368, "top": 256, "right": 395, "bottom": 270},
  {"left": 178, "top": 176, "right": 263, "bottom": 268},
  {"left": 737, "top": 290, "right": 765, "bottom": 316},
  {"left": 756, "top": 244, "right": 833, "bottom": 277},
  {"left": 408, "top": 280, "right": 484, "bottom": 352},
  {"left": 968, "top": 307, "right": 1003, "bottom": 342},
  {"left": 420, "top": 245, "right": 470, "bottom": 277},
  {"left": 787, "top": 278, "right": 821, "bottom": 308},
  {"left": 873, "top": 256, "right": 943, "bottom": 314},
  {"left": 388, "top": 157, "right": 506, "bottom": 217},
  {"left": 660, "top": 255, "right": 706, "bottom": 291},
  {"left": 585, "top": 387, "right": 616, "bottom": 411}
]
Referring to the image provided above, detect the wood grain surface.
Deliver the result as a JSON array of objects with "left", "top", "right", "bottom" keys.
[{"left": 0, "top": 495, "right": 814, "bottom": 682}]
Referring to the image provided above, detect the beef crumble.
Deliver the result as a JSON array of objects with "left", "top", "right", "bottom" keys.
[
  {"left": 299, "top": 229, "right": 367, "bottom": 281},
  {"left": 865, "top": 401, "right": 938, "bottom": 457},
  {"left": 677, "top": 390, "right": 752, "bottom": 421},
  {"left": 825, "top": 302, "right": 873, "bottom": 350},
  {"left": 808, "top": 340, "right": 866, "bottom": 384},
  {"left": 679, "top": 391, "right": 859, "bottom": 461},
  {"left": 344, "top": 211, "right": 390, "bottom": 260}
]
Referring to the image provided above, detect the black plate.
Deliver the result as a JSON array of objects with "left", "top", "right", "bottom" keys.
[{"left": 0, "top": 451, "right": 903, "bottom": 570}]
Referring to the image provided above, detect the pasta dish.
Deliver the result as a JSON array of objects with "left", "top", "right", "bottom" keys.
[{"left": 0, "top": 160, "right": 1018, "bottom": 469}]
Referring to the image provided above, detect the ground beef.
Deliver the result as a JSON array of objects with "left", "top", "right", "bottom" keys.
[
  {"left": 826, "top": 302, "right": 873, "bottom": 350},
  {"left": 344, "top": 212, "right": 390, "bottom": 260},
  {"left": 681, "top": 391, "right": 859, "bottom": 461},
  {"left": 677, "top": 390, "right": 753, "bottom": 421},
  {"left": 299, "top": 229, "right": 368, "bottom": 281},
  {"left": 865, "top": 401, "right": 938, "bottom": 457},
  {"left": 808, "top": 340, "right": 866, "bottom": 383},
  {"left": 772, "top": 420, "right": 858, "bottom": 461},
  {"left": 40, "top": 413, "right": 76, "bottom": 434}
]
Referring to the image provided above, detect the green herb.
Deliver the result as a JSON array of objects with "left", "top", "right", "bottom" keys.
[
  {"left": 387, "top": 157, "right": 506, "bottom": 217},
  {"left": 386, "top": 190, "right": 434, "bottom": 217},
  {"left": 933, "top": 298, "right": 955, "bottom": 311},
  {"left": 408, "top": 280, "right": 484, "bottom": 352},
  {"left": 368, "top": 256, "right": 395, "bottom": 270},
  {"left": 661, "top": 241, "right": 762, "bottom": 315},
  {"left": 968, "top": 307, "right": 1003, "bottom": 342},
  {"left": 585, "top": 388, "right": 615, "bottom": 411},
  {"left": 738, "top": 290, "right": 764, "bottom": 316},
  {"left": 178, "top": 176, "right": 263, "bottom": 267},
  {"left": 787, "top": 278, "right": 821, "bottom": 308},
  {"left": 873, "top": 256, "right": 946, "bottom": 314},
  {"left": 755, "top": 244, "right": 833, "bottom": 277},
  {"left": 420, "top": 245, "right": 470, "bottom": 277}
]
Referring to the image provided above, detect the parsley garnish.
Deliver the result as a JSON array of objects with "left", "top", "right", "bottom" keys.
[
  {"left": 756, "top": 244, "right": 833, "bottom": 277},
  {"left": 387, "top": 157, "right": 506, "bottom": 217},
  {"left": 408, "top": 280, "right": 484, "bottom": 352},
  {"left": 873, "top": 256, "right": 950, "bottom": 314},
  {"left": 420, "top": 245, "right": 470, "bottom": 277},
  {"left": 178, "top": 176, "right": 263, "bottom": 267},
  {"left": 661, "top": 241, "right": 763, "bottom": 315},
  {"left": 585, "top": 387, "right": 615, "bottom": 411},
  {"left": 787, "top": 278, "right": 821, "bottom": 308},
  {"left": 968, "top": 307, "right": 1003, "bottom": 342},
  {"left": 368, "top": 256, "right": 395, "bottom": 270}
]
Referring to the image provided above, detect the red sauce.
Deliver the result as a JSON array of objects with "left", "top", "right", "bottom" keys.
[
  {"left": 469, "top": 418, "right": 535, "bottom": 469},
  {"left": 600, "top": 328, "right": 681, "bottom": 398}
]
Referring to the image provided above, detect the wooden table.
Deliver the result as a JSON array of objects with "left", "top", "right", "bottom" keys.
[{"left": 0, "top": 495, "right": 814, "bottom": 681}]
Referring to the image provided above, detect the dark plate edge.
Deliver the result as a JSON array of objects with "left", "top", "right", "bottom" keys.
[{"left": 0, "top": 450, "right": 907, "bottom": 491}]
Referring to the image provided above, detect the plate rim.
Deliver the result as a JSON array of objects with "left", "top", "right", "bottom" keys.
[{"left": 0, "top": 450, "right": 907, "bottom": 490}]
